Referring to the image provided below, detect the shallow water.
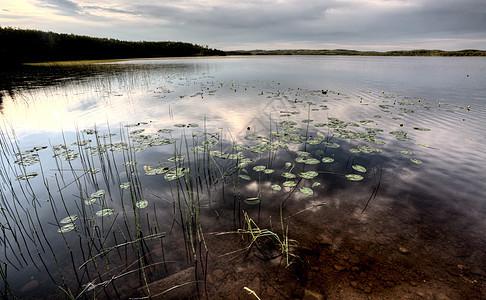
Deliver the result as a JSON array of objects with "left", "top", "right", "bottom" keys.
[{"left": 1, "top": 56, "right": 485, "bottom": 299}]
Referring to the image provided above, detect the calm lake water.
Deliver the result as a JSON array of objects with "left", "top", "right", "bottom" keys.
[{"left": 1, "top": 56, "right": 485, "bottom": 299}]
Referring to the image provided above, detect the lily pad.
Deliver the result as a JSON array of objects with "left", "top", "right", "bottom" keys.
[
  {"left": 300, "top": 171, "right": 319, "bottom": 179},
  {"left": 304, "top": 158, "right": 320, "bottom": 165},
  {"left": 312, "top": 182, "right": 321, "bottom": 188},
  {"left": 239, "top": 174, "right": 251, "bottom": 181},
  {"left": 96, "top": 209, "right": 114, "bottom": 217},
  {"left": 165, "top": 168, "right": 189, "bottom": 181},
  {"left": 345, "top": 174, "right": 364, "bottom": 181},
  {"left": 263, "top": 169, "right": 275, "bottom": 174},
  {"left": 410, "top": 158, "right": 423, "bottom": 164},
  {"left": 400, "top": 150, "right": 412, "bottom": 155},
  {"left": 283, "top": 181, "right": 297, "bottom": 188},
  {"left": 244, "top": 197, "right": 260, "bottom": 205},
  {"left": 282, "top": 172, "right": 296, "bottom": 179},
  {"left": 85, "top": 198, "right": 97, "bottom": 205},
  {"left": 120, "top": 182, "right": 131, "bottom": 189},
  {"left": 352, "top": 165, "right": 367, "bottom": 173},
  {"left": 57, "top": 223, "right": 76, "bottom": 233},
  {"left": 91, "top": 190, "right": 105, "bottom": 198},
  {"left": 299, "top": 187, "right": 314, "bottom": 195},
  {"left": 135, "top": 200, "right": 149, "bottom": 209},
  {"left": 271, "top": 184, "right": 282, "bottom": 191},
  {"left": 253, "top": 165, "right": 267, "bottom": 172},
  {"left": 322, "top": 157, "right": 334, "bottom": 163},
  {"left": 60, "top": 215, "right": 78, "bottom": 224}
]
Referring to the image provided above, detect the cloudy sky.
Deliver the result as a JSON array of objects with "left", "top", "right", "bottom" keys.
[{"left": 1, "top": 0, "right": 485, "bottom": 51}]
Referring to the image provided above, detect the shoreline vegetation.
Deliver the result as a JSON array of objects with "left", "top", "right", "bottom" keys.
[
  {"left": 1, "top": 27, "right": 485, "bottom": 68},
  {"left": 226, "top": 48, "right": 486, "bottom": 56},
  {"left": 0, "top": 27, "right": 226, "bottom": 66}
]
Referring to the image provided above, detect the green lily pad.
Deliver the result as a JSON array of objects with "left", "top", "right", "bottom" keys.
[
  {"left": 253, "top": 165, "right": 267, "bottom": 172},
  {"left": 168, "top": 155, "right": 185, "bottom": 162},
  {"left": 300, "top": 171, "right": 319, "bottom": 179},
  {"left": 60, "top": 215, "right": 78, "bottom": 224},
  {"left": 410, "top": 158, "right": 423, "bottom": 164},
  {"left": 244, "top": 197, "right": 260, "bottom": 205},
  {"left": 400, "top": 150, "right": 412, "bottom": 155},
  {"left": 96, "top": 209, "right": 114, "bottom": 217},
  {"left": 312, "top": 182, "right": 321, "bottom": 188},
  {"left": 284, "top": 162, "right": 292, "bottom": 169},
  {"left": 135, "top": 200, "right": 149, "bottom": 209},
  {"left": 85, "top": 198, "right": 97, "bottom": 205},
  {"left": 15, "top": 172, "right": 38, "bottom": 181},
  {"left": 120, "top": 182, "right": 131, "bottom": 189},
  {"left": 91, "top": 190, "right": 105, "bottom": 198},
  {"left": 263, "top": 169, "right": 275, "bottom": 174},
  {"left": 239, "top": 174, "right": 251, "bottom": 181},
  {"left": 352, "top": 165, "right": 367, "bottom": 173},
  {"left": 271, "top": 184, "right": 282, "bottom": 191},
  {"left": 296, "top": 151, "right": 310, "bottom": 157},
  {"left": 322, "top": 157, "right": 334, "bottom": 163},
  {"left": 283, "top": 181, "right": 297, "bottom": 188},
  {"left": 57, "top": 223, "right": 76, "bottom": 233},
  {"left": 300, "top": 187, "right": 314, "bottom": 195},
  {"left": 282, "top": 172, "right": 296, "bottom": 179},
  {"left": 164, "top": 168, "right": 189, "bottom": 181},
  {"left": 304, "top": 158, "right": 320, "bottom": 165},
  {"left": 345, "top": 174, "right": 364, "bottom": 181},
  {"left": 349, "top": 148, "right": 361, "bottom": 154}
]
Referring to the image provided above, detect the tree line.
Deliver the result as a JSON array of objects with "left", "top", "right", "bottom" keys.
[
  {"left": 0, "top": 27, "right": 225, "bottom": 66},
  {"left": 226, "top": 49, "right": 486, "bottom": 56}
]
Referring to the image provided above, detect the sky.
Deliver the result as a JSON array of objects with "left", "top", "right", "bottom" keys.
[{"left": 1, "top": 0, "right": 486, "bottom": 51}]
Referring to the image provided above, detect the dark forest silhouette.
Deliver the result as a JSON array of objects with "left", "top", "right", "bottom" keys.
[{"left": 0, "top": 27, "right": 225, "bottom": 66}]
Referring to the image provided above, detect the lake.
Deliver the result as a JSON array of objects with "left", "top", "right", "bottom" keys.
[{"left": 1, "top": 56, "right": 485, "bottom": 299}]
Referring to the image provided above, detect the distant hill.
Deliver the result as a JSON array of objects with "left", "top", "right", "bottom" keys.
[
  {"left": 0, "top": 27, "right": 225, "bottom": 66},
  {"left": 226, "top": 49, "right": 486, "bottom": 56}
]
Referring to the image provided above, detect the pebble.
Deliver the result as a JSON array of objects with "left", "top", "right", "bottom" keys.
[
  {"left": 303, "top": 289, "right": 325, "bottom": 300},
  {"left": 399, "top": 247, "right": 409, "bottom": 254}
]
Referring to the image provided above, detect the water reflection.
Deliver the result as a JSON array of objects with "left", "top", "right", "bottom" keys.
[{"left": 1, "top": 57, "right": 485, "bottom": 299}]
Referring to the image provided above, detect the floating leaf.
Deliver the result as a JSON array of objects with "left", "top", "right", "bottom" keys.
[
  {"left": 312, "top": 182, "right": 321, "bottom": 188},
  {"left": 57, "top": 223, "right": 76, "bottom": 233},
  {"left": 413, "top": 127, "right": 431, "bottom": 131},
  {"left": 263, "top": 169, "right": 275, "bottom": 174},
  {"left": 400, "top": 150, "right": 412, "bottom": 155},
  {"left": 284, "top": 162, "right": 292, "bottom": 169},
  {"left": 91, "top": 190, "right": 105, "bottom": 198},
  {"left": 239, "top": 174, "right": 251, "bottom": 181},
  {"left": 304, "top": 158, "right": 320, "bottom": 165},
  {"left": 345, "top": 174, "right": 364, "bottom": 181},
  {"left": 96, "top": 209, "right": 114, "bottom": 217},
  {"left": 164, "top": 168, "right": 189, "bottom": 181},
  {"left": 283, "top": 181, "right": 297, "bottom": 187},
  {"left": 322, "top": 157, "right": 334, "bottom": 163},
  {"left": 135, "top": 200, "right": 149, "bottom": 209},
  {"left": 299, "top": 187, "right": 314, "bottom": 195},
  {"left": 253, "top": 165, "right": 266, "bottom": 172},
  {"left": 60, "top": 215, "right": 78, "bottom": 224},
  {"left": 282, "top": 172, "right": 296, "bottom": 179},
  {"left": 16, "top": 172, "right": 38, "bottom": 180},
  {"left": 296, "top": 151, "right": 310, "bottom": 157},
  {"left": 244, "top": 197, "right": 260, "bottom": 205},
  {"left": 168, "top": 155, "right": 185, "bottom": 162},
  {"left": 349, "top": 148, "right": 361, "bottom": 154},
  {"left": 410, "top": 158, "right": 423, "bottom": 164},
  {"left": 120, "top": 182, "right": 131, "bottom": 189},
  {"left": 352, "top": 165, "right": 367, "bottom": 173},
  {"left": 85, "top": 198, "right": 97, "bottom": 205},
  {"left": 271, "top": 184, "right": 282, "bottom": 191},
  {"left": 87, "top": 168, "right": 101, "bottom": 174},
  {"left": 300, "top": 171, "right": 318, "bottom": 179}
]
